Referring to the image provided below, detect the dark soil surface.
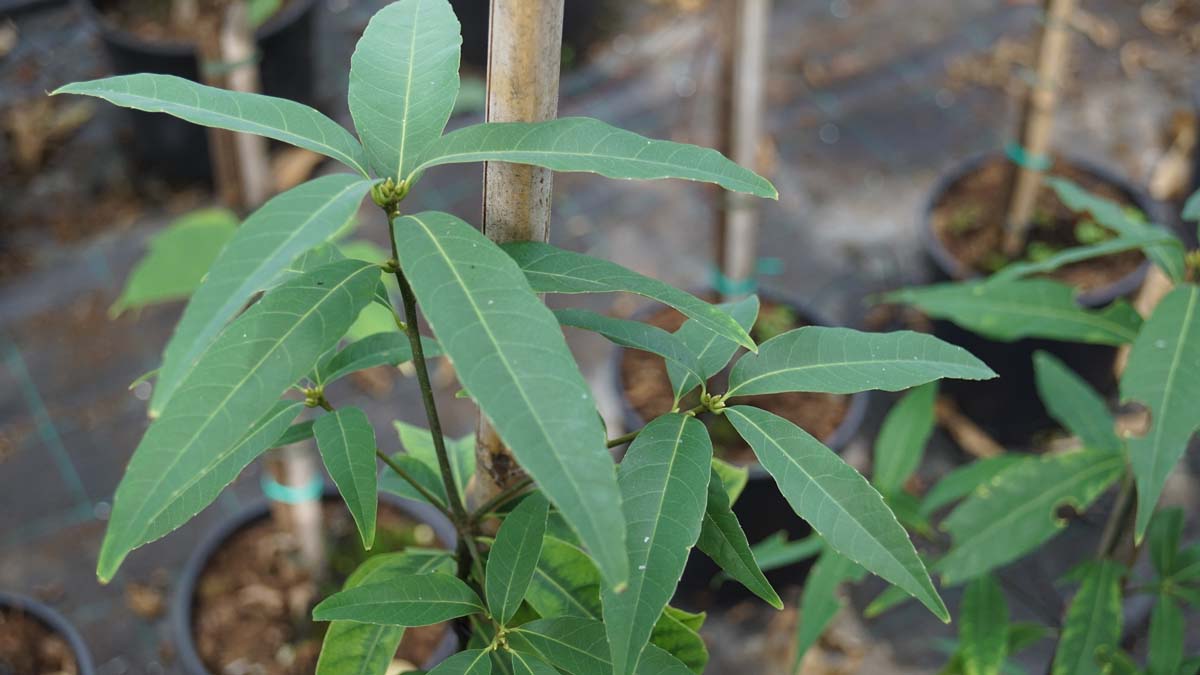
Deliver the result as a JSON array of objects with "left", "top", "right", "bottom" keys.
[
  {"left": 931, "top": 157, "right": 1144, "bottom": 291},
  {"left": 192, "top": 500, "right": 447, "bottom": 675},
  {"left": 0, "top": 608, "right": 79, "bottom": 675},
  {"left": 620, "top": 300, "right": 849, "bottom": 465}
]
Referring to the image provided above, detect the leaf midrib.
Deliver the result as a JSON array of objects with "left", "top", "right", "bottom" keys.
[
  {"left": 1142, "top": 287, "right": 1198, "bottom": 488},
  {"left": 728, "top": 355, "right": 978, "bottom": 397},
  {"left": 915, "top": 294, "right": 1137, "bottom": 342}
]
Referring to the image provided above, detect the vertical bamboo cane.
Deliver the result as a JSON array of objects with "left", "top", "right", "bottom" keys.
[
  {"left": 1002, "top": 0, "right": 1076, "bottom": 256},
  {"left": 468, "top": 0, "right": 565, "bottom": 510},
  {"left": 717, "top": 0, "right": 770, "bottom": 302}
]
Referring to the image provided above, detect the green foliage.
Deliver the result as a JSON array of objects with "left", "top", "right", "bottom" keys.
[
  {"left": 428, "top": 649, "right": 494, "bottom": 674},
  {"left": 486, "top": 493, "right": 549, "bottom": 626},
  {"left": 872, "top": 382, "right": 937, "bottom": 497},
  {"left": 1120, "top": 284, "right": 1200, "bottom": 540},
  {"left": 792, "top": 546, "right": 864, "bottom": 668},
  {"left": 668, "top": 295, "right": 760, "bottom": 401},
  {"left": 554, "top": 309, "right": 702, "bottom": 387},
  {"left": 726, "top": 327, "right": 995, "bottom": 397},
  {"left": 959, "top": 575, "right": 1007, "bottom": 675},
  {"left": 110, "top": 208, "right": 236, "bottom": 316},
  {"left": 314, "top": 407, "right": 380, "bottom": 548},
  {"left": 1052, "top": 561, "right": 1124, "bottom": 675},
  {"left": 313, "top": 572, "right": 485, "bottom": 625},
  {"left": 696, "top": 465, "right": 782, "bottom": 608},
  {"left": 317, "top": 332, "right": 441, "bottom": 385},
  {"left": 1033, "top": 351, "right": 1122, "bottom": 453},
  {"left": 918, "top": 455, "right": 1026, "bottom": 517},
  {"left": 1148, "top": 594, "right": 1184, "bottom": 675}
]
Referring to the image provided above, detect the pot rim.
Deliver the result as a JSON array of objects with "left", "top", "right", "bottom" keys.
[
  {"left": 920, "top": 149, "right": 1167, "bottom": 308},
  {"left": 76, "top": 0, "right": 318, "bottom": 57},
  {"left": 608, "top": 288, "right": 872, "bottom": 479},
  {"left": 0, "top": 591, "right": 97, "bottom": 675},
  {"left": 170, "top": 486, "right": 459, "bottom": 675}
]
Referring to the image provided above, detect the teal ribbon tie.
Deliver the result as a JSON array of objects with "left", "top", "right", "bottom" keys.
[
  {"left": 1005, "top": 141, "right": 1052, "bottom": 172},
  {"left": 260, "top": 473, "right": 324, "bottom": 504}
]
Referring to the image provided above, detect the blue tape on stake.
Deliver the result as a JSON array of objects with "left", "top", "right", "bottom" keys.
[
  {"left": 260, "top": 474, "right": 324, "bottom": 504},
  {"left": 709, "top": 258, "right": 785, "bottom": 297},
  {"left": 1005, "top": 141, "right": 1052, "bottom": 172}
]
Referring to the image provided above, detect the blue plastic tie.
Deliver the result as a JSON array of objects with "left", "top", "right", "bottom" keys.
[
  {"left": 260, "top": 474, "right": 324, "bottom": 504},
  {"left": 1005, "top": 140, "right": 1052, "bottom": 172}
]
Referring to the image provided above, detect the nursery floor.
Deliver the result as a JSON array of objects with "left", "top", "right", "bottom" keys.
[{"left": 1, "top": 0, "right": 1198, "bottom": 672}]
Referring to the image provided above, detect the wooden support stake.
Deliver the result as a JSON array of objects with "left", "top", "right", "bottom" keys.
[
  {"left": 716, "top": 0, "right": 770, "bottom": 301},
  {"left": 469, "top": 0, "right": 565, "bottom": 510},
  {"left": 1002, "top": 0, "right": 1076, "bottom": 256},
  {"left": 264, "top": 445, "right": 328, "bottom": 577}
]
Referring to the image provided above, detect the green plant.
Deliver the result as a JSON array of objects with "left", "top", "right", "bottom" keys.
[
  {"left": 57, "top": 1, "right": 1000, "bottom": 672},
  {"left": 883, "top": 182, "right": 1200, "bottom": 673}
]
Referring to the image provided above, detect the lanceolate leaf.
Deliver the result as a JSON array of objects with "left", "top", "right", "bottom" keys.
[
  {"left": 527, "top": 535, "right": 604, "bottom": 619},
  {"left": 745, "top": 532, "right": 823, "bottom": 574},
  {"left": 411, "top": 117, "right": 777, "bottom": 198},
  {"left": 487, "top": 493, "right": 550, "bottom": 625},
  {"left": 54, "top": 75, "right": 370, "bottom": 176},
  {"left": 1148, "top": 508, "right": 1184, "bottom": 579},
  {"left": 793, "top": 547, "right": 865, "bottom": 668},
  {"left": 510, "top": 652, "right": 559, "bottom": 675},
  {"left": 503, "top": 242, "right": 755, "bottom": 351},
  {"left": 378, "top": 452, "right": 447, "bottom": 508},
  {"left": 394, "top": 420, "right": 475, "bottom": 497},
  {"left": 725, "top": 405, "right": 947, "bottom": 621},
  {"left": 602, "top": 414, "right": 711, "bottom": 675},
  {"left": 990, "top": 230, "right": 1180, "bottom": 284},
  {"left": 1033, "top": 352, "right": 1121, "bottom": 453},
  {"left": 316, "top": 550, "right": 454, "bottom": 675},
  {"left": 726, "top": 328, "right": 994, "bottom": 397},
  {"left": 314, "top": 407, "right": 379, "bottom": 549},
  {"left": 1049, "top": 178, "right": 1186, "bottom": 282},
  {"left": 1051, "top": 561, "right": 1124, "bottom": 675},
  {"left": 150, "top": 175, "right": 371, "bottom": 415},
  {"left": 886, "top": 280, "right": 1143, "bottom": 345},
  {"left": 393, "top": 211, "right": 628, "bottom": 588},
  {"left": 918, "top": 455, "right": 1028, "bottom": 517},
  {"left": 959, "top": 575, "right": 1007, "bottom": 675},
  {"left": 1148, "top": 594, "right": 1184, "bottom": 675},
  {"left": 348, "top": 0, "right": 461, "bottom": 179},
  {"left": 318, "top": 332, "right": 442, "bottom": 385},
  {"left": 509, "top": 617, "right": 610, "bottom": 675},
  {"left": 97, "top": 260, "right": 379, "bottom": 581},
  {"left": 313, "top": 573, "right": 484, "bottom": 625},
  {"left": 872, "top": 382, "right": 937, "bottom": 497},
  {"left": 111, "top": 208, "right": 237, "bottom": 316},
  {"left": 428, "top": 649, "right": 493, "bottom": 675},
  {"left": 554, "top": 309, "right": 702, "bottom": 383},
  {"left": 649, "top": 607, "right": 708, "bottom": 674},
  {"left": 935, "top": 450, "right": 1124, "bottom": 585},
  {"left": 668, "top": 295, "right": 760, "bottom": 401},
  {"left": 1120, "top": 284, "right": 1200, "bottom": 540},
  {"left": 696, "top": 467, "right": 782, "bottom": 608}
]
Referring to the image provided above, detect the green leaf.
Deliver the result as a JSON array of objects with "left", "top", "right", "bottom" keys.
[
  {"left": 317, "top": 550, "right": 454, "bottom": 675},
  {"left": 318, "top": 332, "right": 442, "bottom": 385},
  {"left": 887, "top": 280, "right": 1143, "bottom": 345},
  {"left": 935, "top": 450, "right": 1124, "bottom": 585},
  {"left": 1120, "top": 284, "right": 1200, "bottom": 540},
  {"left": 275, "top": 419, "right": 315, "bottom": 447},
  {"left": 1148, "top": 594, "right": 1184, "bottom": 675},
  {"left": 872, "top": 382, "right": 938, "bottom": 497},
  {"left": 634, "top": 646, "right": 694, "bottom": 675},
  {"left": 554, "top": 309, "right": 702, "bottom": 387},
  {"left": 412, "top": 117, "right": 777, "bottom": 198},
  {"left": 314, "top": 407, "right": 379, "bottom": 549},
  {"left": 348, "top": 0, "right": 461, "bottom": 179},
  {"left": 393, "top": 212, "right": 628, "bottom": 588},
  {"left": 918, "top": 455, "right": 1028, "bottom": 517},
  {"left": 696, "top": 466, "right": 782, "bottom": 608},
  {"left": 1051, "top": 560, "right": 1124, "bottom": 675},
  {"left": 1184, "top": 188, "right": 1200, "bottom": 223},
  {"left": 746, "top": 532, "right": 823, "bottom": 574},
  {"left": 1007, "top": 622, "right": 1051, "bottom": 656},
  {"left": 313, "top": 573, "right": 484, "bottom": 625},
  {"left": 378, "top": 452, "right": 447, "bottom": 508},
  {"left": 1094, "top": 647, "right": 1140, "bottom": 675},
  {"left": 527, "top": 535, "right": 604, "bottom": 619},
  {"left": 149, "top": 175, "right": 371, "bottom": 415},
  {"left": 649, "top": 607, "right": 708, "bottom": 674},
  {"left": 1033, "top": 352, "right": 1121, "bottom": 453},
  {"left": 990, "top": 230, "right": 1180, "bottom": 284},
  {"left": 509, "top": 651, "right": 559, "bottom": 675},
  {"left": 509, "top": 617, "right": 610, "bottom": 675},
  {"left": 1049, "top": 177, "right": 1186, "bottom": 282},
  {"left": 960, "top": 575, "right": 1008, "bottom": 675},
  {"left": 711, "top": 457, "right": 749, "bottom": 504},
  {"left": 504, "top": 242, "right": 755, "bottom": 351},
  {"left": 54, "top": 75, "right": 369, "bottom": 176},
  {"left": 1148, "top": 508, "right": 1184, "bottom": 580},
  {"left": 726, "top": 328, "right": 995, "bottom": 397},
  {"left": 793, "top": 546, "right": 865, "bottom": 668},
  {"left": 394, "top": 421, "right": 475, "bottom": 496},
  {"left": 111, "top": 208, "right": 237, "bottom": 316},
  {"left": 725, "top": 405, "right": 948, "bottom": 621},
  {"left": 487, "top": 493, "right": 550, "bottom": 625},
  {"left": 98, "top": 260, "right": 379, "bottom": 581},
  {"left": 601, "top": 414, "right": 712, "bottom": 675},
  {"left": 668, "top": 295, "right": 760, "bottom": 401},
  {"left": 427, "top": 649, "right": 493, "bottom": 675}
]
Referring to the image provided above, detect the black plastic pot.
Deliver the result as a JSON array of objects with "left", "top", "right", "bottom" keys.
[
  {"left": 450, "top": 0, "right": 612, "bottom": 69},
  {"left": 171, "top": 488, "right": 459, "bottom": 674},
  {"left": 921, "top": 151, "right": 1164, "bottom": 448},
  {"left": 77, "top": 0, "right": 319, "bottom": 181},
  {"left": 0, "top": 591, "right": 96, "bottom": 675},
  {"left": 611, "top": 292, "right": 871, "bottom": 605}
]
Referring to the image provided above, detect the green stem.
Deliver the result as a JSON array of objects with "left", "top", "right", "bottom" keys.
[
  {"left": 607, "top": 401, "right": 709, "bottom": 449},
  {"left": 375, "top": 448, "right": 451, "bottom": 516},
  {"left": 1097, "top": 469, "right": 1135, "bottom": 560},
  {"left": 470, "top": 476, "right": 533, "bottom": 522}
]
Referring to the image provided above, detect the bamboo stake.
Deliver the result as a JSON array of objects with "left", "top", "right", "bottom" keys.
[
  {"left": 468, "top": 0, "right": 565, "bottom": 510},
  {"left": 1002, "top": 0, "right": 1077, "bottom": 256},
  {"left": 264, "top": 445, "right": 327, "bottom": 576},
  {"left": 716, "top": 0, "right": 770, "bottom": 302}
]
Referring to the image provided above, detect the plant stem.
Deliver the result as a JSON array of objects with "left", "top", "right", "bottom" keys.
[
  {"left": 607, "top": 401, "right": 710, "bottom": 449},
  {"left": 375, "top": 448, "right": 451, "bottom": 516},
  {"left": 470, "top": 476, "right": 533, "bottom": 522},
  {"left": 1097, "top": 469, "right": 1135, "bottom": 559}
]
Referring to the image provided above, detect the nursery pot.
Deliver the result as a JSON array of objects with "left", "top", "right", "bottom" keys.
[
  {"left": 921, "top": 151, "right": 1163, "bottom": 448},
  {"left": 612, "top": 292, "right": 870, "bottom": 604},
  {"left": 171, "top": 488, "right": 459, "bottom": 674},
  {"left": 0, "top": 591, "right": 96, "bottom": 675},
  {"left": 76, "top": 0, "right": 320, "bottom": 181}
]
